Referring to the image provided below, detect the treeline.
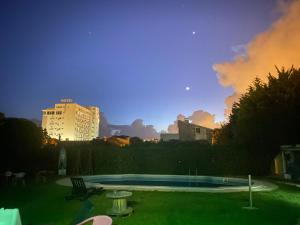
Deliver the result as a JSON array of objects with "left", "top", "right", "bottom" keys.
[
  {"left": 0, "top": 115, "right": 250, "bottom": 176},
  {"left": 214, "top": 67, "right": 300, "bottom": 174}
]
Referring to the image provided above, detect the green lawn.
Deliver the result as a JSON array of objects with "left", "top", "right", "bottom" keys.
[{"left": 1, "top": 179, "right": 300, "bottom": 225}]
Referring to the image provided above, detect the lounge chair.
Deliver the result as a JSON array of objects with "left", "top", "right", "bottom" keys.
[
  {"left": 66, "top": 177, "right": 103, "bottom": 201},
  {"left": 76, "top": 216, "right": 112, "bottom": 225}
]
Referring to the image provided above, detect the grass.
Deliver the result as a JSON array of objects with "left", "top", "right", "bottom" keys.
[{"left": 1, "top": 179, "right": 300, "bottom": 225}]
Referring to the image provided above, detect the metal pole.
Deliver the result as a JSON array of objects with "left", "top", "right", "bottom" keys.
[
  {"left": 248, "top": 174, "right": 253, "bottom": 208},
  {"left": 242, "top": 174, "right": 257, "bottom": 210}
]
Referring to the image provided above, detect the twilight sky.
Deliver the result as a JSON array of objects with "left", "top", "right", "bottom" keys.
[{"left": 0, "top": 0, "right": 281, "bottom": 131}]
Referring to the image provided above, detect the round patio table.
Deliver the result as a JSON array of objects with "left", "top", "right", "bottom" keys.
[{"left": 106, "top": 190, "right": 133, "bottom": 216}]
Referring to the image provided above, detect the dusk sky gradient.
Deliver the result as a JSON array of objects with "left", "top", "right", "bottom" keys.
[{"left": 0, "top": 0, "right": 280, "bottom": 131}]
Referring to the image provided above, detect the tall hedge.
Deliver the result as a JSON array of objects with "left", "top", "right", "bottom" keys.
[{"left": 60, "top": 141, "right": 252, "bottom": 176}]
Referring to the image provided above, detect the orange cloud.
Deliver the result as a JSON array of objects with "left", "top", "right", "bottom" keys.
[
  {"left": 213, "top": 0, "right": 300, "bottom": 115},
  {"left": 167, "top": 114, "right": 185, "bottom": 133}
]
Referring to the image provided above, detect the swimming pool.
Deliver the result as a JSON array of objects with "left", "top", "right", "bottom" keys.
[
  {"left": 64, "top": 174, "right": 276, "bottom": 192},
  {"left": 89, "top": 179, "right": 244, "bottom": 187}
]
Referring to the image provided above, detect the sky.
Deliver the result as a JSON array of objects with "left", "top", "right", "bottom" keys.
[{"left": 0, "top": 0, "right": 282, "bottom": 132}]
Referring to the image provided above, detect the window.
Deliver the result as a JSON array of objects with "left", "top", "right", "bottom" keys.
[{"left": 195, "top": 128, "right": 201, "bottom": 134}]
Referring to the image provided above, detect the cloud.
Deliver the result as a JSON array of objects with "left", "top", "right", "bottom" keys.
[
  {"left": 231, "top": 44, "right": 247, "bottom": 55},
  {"left": 167, "top": 114, "right": 185, "bottom": 133},
  {"left": 98, "top": 112, "right": 111, "bottom": 137},
  {"left": 99, "top": 115, "right": 159, "bottom": 139},
  {"left": 188, "top": 110, "right": 221, "bottom": 129},
  {"left": 112, "top": 119, "right": 159, "bottom": 139},
  {"left": 274, "top": 0, "right": 294, "bottom": 14},
  {"left": 213, "top": 0, "right": 300, "bottom": 115},
  {"left": 223, "top": 93, "right": 240, "bottom": 118},
  {"left": 167, "top": 110, "right": 220, "bottom": 133}
]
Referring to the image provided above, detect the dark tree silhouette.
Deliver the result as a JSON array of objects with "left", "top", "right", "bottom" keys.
[
  {"left": 216, "top": 67, "right": 300, "bottom": 174},
  {"left": 0, "top": 118, "right": 43, "bottom": 173}
]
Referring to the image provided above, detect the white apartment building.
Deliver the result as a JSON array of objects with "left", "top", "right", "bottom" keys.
[{"left": 42, "top": 99, "right": 100, "bottom": 141}]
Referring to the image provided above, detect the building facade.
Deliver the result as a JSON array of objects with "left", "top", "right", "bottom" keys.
[
  {"left": 42, "top": 99, "right": 100, "bottom": 141},
  {"left": 273, "top": 145, "right": 300, "bottom": 180},
  {"left": 160, "top": 133, "right": 179, "bottom": 141},
  {"left": 177, "top": 119, "right": 212, "bottom": 142}
]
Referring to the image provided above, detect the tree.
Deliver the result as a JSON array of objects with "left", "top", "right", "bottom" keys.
[
  {"left": 130, "top": 136, "right": 143, "bottom": 145},
  {"left": 0, "top": 112, "right": 5, "bottom": 121},
  {"left": 0, "top": 118, "right": 43, "bottom": 173},
  {"left": 41, "top": 129, "right": 52, "bottom": 145},
  {"left": 217, "top": 67, "right": 300, "bottom": 174}
]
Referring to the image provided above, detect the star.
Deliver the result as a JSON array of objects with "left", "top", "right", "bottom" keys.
[
  {"left": 192, "top": 31, "right": 196, "bottom": 35},
  {"left": 185, "top": 86, "right": 190, "bottom": 91}
]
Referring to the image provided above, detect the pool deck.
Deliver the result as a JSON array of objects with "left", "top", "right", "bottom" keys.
[{"left": 56, "top": 174, "right": 277, "bottom": 193}]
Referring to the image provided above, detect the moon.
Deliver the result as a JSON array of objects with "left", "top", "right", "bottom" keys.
[
  {"left": 192, "top": 31, "right": 196, "bottom": 35},
  {"left": 185, "top": 86, "right": 190, "bottom": 91}
]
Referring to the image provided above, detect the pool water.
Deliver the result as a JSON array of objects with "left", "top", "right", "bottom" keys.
[{"left": 91, "top": 179, "right": 246, "bottom": 188}]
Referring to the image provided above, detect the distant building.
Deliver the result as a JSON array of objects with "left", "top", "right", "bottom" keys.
[
  {"left": 105, "top": 135, "right": 130, "bottom": 147},
  {"left": 42, "top": 99, "right": 100, "bottom": 141},
  {"left": 161, "top": 119, "right": 213, "bottom": 143},
  {"left": 144, "top": 138, "right": 160, "bottom": 143},
  {"left": 178, "top": 119, "right": 212, "bottom": 142},
  {"left": 273, "top": 145, "right": 300, "bottom": 180},
  {"left": 160, "top": 133, "right": 179, "bottom": 141}
]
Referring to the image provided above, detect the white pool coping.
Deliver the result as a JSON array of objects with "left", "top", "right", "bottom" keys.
[{"left": 56, "top": 174, "right": 277, "bottom": 193}]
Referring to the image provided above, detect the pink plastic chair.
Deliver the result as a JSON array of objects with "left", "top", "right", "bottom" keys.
[{"left": 76, "top": 215, "right": 112, "bottom": 225}]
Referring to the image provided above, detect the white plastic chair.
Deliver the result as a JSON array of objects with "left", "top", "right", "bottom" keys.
[{"left": 76, "top": 215, "right": 112, "bottom": 225}]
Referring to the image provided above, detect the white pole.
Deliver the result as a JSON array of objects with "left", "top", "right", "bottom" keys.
[
  {"left": 248, "top": 174, "right": 253, "bottom": 208},
  {"left": 243, "top": 174, "right": 257, "bottom": 210}
]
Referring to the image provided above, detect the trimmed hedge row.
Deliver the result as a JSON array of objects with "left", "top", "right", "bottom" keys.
[{"left": 42, "top": 141, "right": 253, "bottom": 176}]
